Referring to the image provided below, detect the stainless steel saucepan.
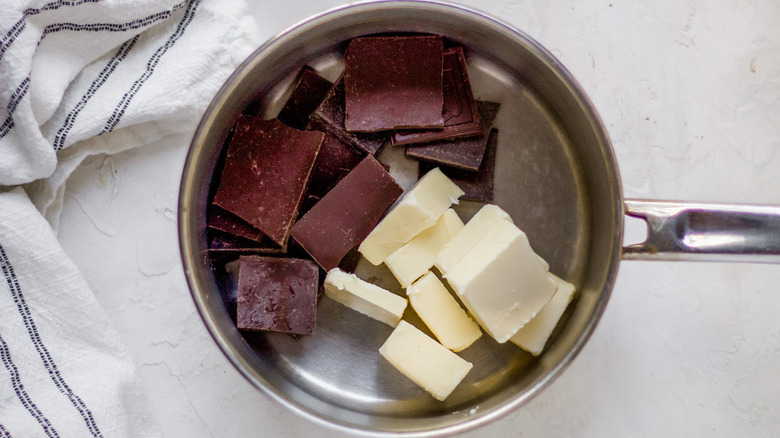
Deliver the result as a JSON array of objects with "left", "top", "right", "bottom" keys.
[{"left": 178, "top": 1, "right": 780, "bottom": 435}]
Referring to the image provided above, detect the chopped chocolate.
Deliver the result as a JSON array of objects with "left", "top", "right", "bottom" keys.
[
  {"left": 338, "top": 247, "right": 362, "bottom": 273},
  {"left": 299, "top": 134, "right": 364, "bottom": 215},
  {"left": 419, "top": 129, "right": 499, "bottom": 202},
  {"left": 207, "top": 231, "right": 287, "bottom": 254},
  {"left": 213, "top": 116, "right": 324, "bottom": 246},
  {"left": 344, "top": 35, "right": 445, "bottom": 132},
  {"left": 292, "top": 156, "right": 403, "bottom": 271},
  {"left": 308, "top": 78, "right": 385, "bottom": 155},
  {"left": 236, "top": 256, "right": 319, "bottom": 335},
  {"left": 392, "top": 47, "right": 482, "bottom": 146},
  {"left": 406, "top": 100, "right": 500, "bottom": 171},
  {"left": 209, "top": 232, "right": 244, "bottom": 251},
  {"left": 277, "top": 67, "right": 333, "bottom": 130},
  {"left": 208, "top": 206, "right": 264, "bottom": 242}
]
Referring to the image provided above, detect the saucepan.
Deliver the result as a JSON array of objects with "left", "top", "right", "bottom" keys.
[{"left": 178, "top": 1, "right": 780, "bottom": 435}]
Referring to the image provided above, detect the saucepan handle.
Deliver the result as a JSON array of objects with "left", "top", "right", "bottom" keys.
[{"left": 622, "top": 199, "right": 780, "bottom": 263}]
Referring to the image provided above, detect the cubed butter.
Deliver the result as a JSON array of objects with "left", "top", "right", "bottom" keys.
[
  {"left": 407, "top": 272, "right": 482, "bottom": 352},
  {"left": 434, "top": 204, "right": 513, "bottom": 276},
  {"left": 510, "top": 274, "right": 576, "bottom": 355},
  {"left": 379, "top": 320, "right": 473, "bottom": 401},
  {"left": 323, "top": 268, "right": 407, "bottom": 327},
  {"left": 445, "top": 220, "right": 558, "bottom": 343},
  {"left": 359, "top": 168, "right": 464, "bottom": 265},
  {"left": 535, "top": 253, "right": 549, "bottom": 270},
  {"left": 385, "top": 209, "right": 464, "bottom": 287}
]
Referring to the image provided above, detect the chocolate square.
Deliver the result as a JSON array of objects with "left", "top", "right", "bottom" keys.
[
  {"left": 405, "top": 101, "right": 500, "bottom": 171},
  {"left": 308, "top": 78, "right": 386, "bottom": 155},
  {"left": 299, "top": 134, "right": 364, "bottom": 216},
  {"left": 277, "top": 67, "right": 333, "bottom": 130},
  {"left": 344, "top": 35, "right": 444, "bottom": 132},
  {"left": 212, "top": 116, "right": 324, "bottom": 246},
  {"left": 292, "top": 155, "right": 403, "bottom": 271},
  {"left": 419, "top": 129, "right": 499, "bottom": 202},
  {"left": 236, "top": 256, "right": 319, "bottom": 335},
  {"left": 392, "top": 47, "right": 482, "bottom": 146}
]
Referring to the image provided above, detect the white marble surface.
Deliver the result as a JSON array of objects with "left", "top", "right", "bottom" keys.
[{"left": 56, "top": 0, "right": 780, "bottom": 436}]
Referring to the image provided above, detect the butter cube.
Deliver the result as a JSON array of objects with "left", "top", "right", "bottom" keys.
[
  {"left": 445, "top": 220, "right": 558, "bottom": 343},
  {"left": 408, "top": 272, "right": 482, "bottom": 352},
  {"left": 379, "top": 320, "right": 473, "bottom": 401},
  {"left": 434, "top": 204, "right": 513, "bottom": 276},
  {"left": 323, "top": 268, "right": 407, "bottom": 327},
  {"left": 535, "top": 254, "right": 550, "bottom": 270},
  {"left": 510, "top": 274, "right": 576, "bottom": 355},
  {"left": 385, "top": 209, "right": 464, "bottom": 287},
  {"left": 359, "top": 168, "right": 464, "bottom": 265}
]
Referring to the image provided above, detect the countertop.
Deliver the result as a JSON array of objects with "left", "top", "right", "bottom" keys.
[{"left": 55, "top": 0, "right": 780, "bottom": 436}]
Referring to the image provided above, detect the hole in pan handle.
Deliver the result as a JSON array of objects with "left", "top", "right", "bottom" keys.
[{"left": 622, "top": 199, "right": 780, "bottom": 263}]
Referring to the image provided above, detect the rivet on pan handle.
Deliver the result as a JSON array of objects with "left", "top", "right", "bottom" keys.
[{"left": 622, "top": 199, "right": 780, "bottom": 263}]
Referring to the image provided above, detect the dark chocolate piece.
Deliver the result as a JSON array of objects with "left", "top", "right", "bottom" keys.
[
  {"left": 338, "top": 248, "right": 362, "bottom": 273},
  {"left": 277, "top": 67, "right": 333, "bottom": 130},
  {"left": 419, "top": 129, "right": 499, "bottom": 202},
  {"left": 299, "top": 134, "right": 364, "bottom": 216},
  {"left": 291, "top": 156, "right": 403, "bottom": 271},
  {"left": 344, "top": 35, "right": 444, "bottom": 132},
  {"left": 308, "top": 78, "right": 385, "bottom": 155},
  {"left": 207, "top": 231, "right": 287, "bottom": 254},
  {"left": 392, "top": 47, "right": 482, "bottom": 146},
  {"left": 208, "top": 206, "right": 264, "bottom": 242},
  {"left": 213, "top": 116, "right": 324, "bottom": 246},
  {"left": 236, "top": 256, "right": 319, "bottom": 335},
  {"left": 406, "top": 101, "right": 500, "bottom": 171}
]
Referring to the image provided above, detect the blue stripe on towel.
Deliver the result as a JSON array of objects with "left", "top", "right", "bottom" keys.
[
  {"left": 52, "top": 35, "right": 140, "bottom": 151},
  {"left": 0, "top": 245, "right": 103, "bottom": 437},
  {"left": 0, "top": 332, "right": 58, "bottom": 437},
  {"left": 100, "top": 0, "right": 201, "bottom": 134},
  {"left": 0, "top": 1, "right": 104, "bottom": 62},
  {"left": 0, "top": 423, "right": 14, "bottom": 438}
]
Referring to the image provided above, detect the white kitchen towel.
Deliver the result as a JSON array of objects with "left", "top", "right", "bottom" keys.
[
  {"left": 0, "top": 0, "right": 261, "bottom": 436},
  {"left": 0, "top": 187, "right": 159, "bottom": 437},
  {"left": 2, "top": 0, "right": 261, "bottom": 227}
]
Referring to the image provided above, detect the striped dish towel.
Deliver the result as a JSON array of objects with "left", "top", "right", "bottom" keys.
[{"left": 0, "top": 0, "right": 260, "bottom": 436}]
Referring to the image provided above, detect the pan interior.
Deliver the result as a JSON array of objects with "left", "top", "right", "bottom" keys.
[{"left": 180, "top": 2, "right": 622, "bottom": 435}]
